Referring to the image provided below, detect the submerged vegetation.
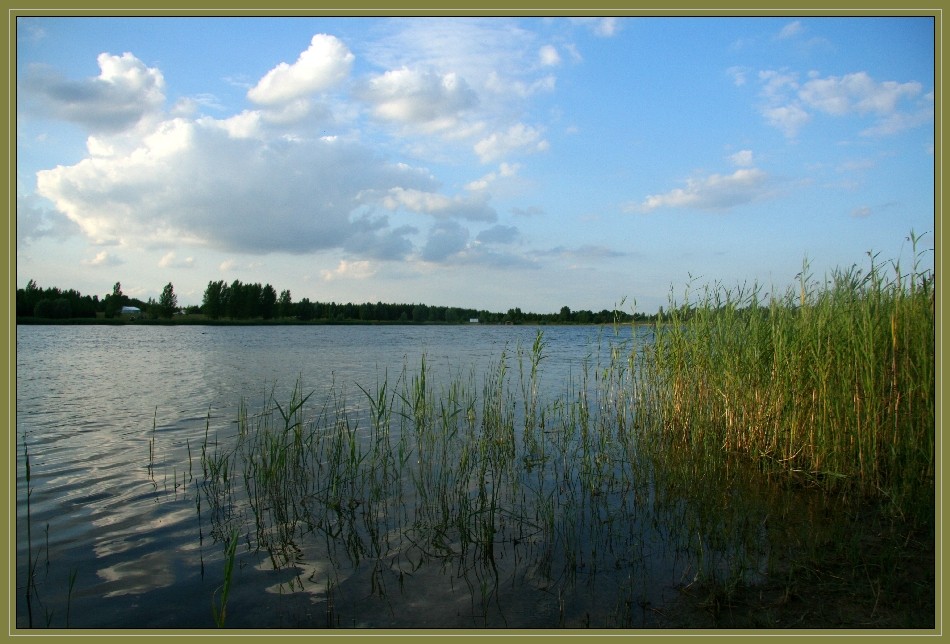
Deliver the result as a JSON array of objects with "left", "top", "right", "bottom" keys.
[{"left": 18, "top": 236, "right": 935, "bottom": 629}]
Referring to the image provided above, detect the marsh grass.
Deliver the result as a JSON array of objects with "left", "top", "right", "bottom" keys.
[{"left": 635, "top": 234, "right": 935, "bottom": 525}]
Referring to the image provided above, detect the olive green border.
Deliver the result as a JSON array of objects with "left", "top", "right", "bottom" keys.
[{"left": 3, "top": 3, "right": 943, "bottom": 642}]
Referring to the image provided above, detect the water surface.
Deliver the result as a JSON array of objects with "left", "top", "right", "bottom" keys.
[{"left": 15, "top": 324, "right": 815, "bottom": 629}]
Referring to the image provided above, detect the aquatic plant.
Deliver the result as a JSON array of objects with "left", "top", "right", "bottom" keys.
[
  {"left": 636, "top": 232, "right": 935, "bottom": 523},
  {"left": 212, "top": 528, "right": 240, "bottom": 628}
]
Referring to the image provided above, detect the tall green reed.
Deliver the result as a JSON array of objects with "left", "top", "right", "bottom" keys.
[
  {"left": 212, "top": 528, "right": 240, "bottom": 628},
  {"left": 23, "top": 442, "right": 35, "bottom": 628},
  {"left": 636, "top": 234, "right": 934, "bottom": 522}
]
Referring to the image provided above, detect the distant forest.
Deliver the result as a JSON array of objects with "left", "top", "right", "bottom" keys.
[{"left": 16, "top": 278, "right": 654, "bottom": 325}]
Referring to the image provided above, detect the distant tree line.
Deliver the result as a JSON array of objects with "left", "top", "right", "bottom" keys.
[
  {"left": 17, "top": 277, "right": 656, "bottom": 325},
  {"left": 200, "top": 279, "right": 651, "bottom": 324},
  {"left": 17, "top": 280, "right": 180, "bottom": 320}
]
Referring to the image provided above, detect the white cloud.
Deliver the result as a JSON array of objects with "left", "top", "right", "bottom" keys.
[
  {"left": 758, "top": 69, "right": 799, "bottom": 100},
  {"left": 539, "top": 45, "right": 561, "bottom": 67},
  {"left": 158, "top": 252, "right": 195, "bottom": 268},
  {"left": 83, "top": 250, "right": 123, "bottom": 267},
  {"left": 22, "top": 52, "right": 165, "bottom": 133},
  {"left": 755, "top": 68, "right": 930, "bottom": 138},
  {"left": 367, "top": 18, "right": 543, "bottom": 85},
  {"left": 861, "top": 105, "right": 934, "bottom": 137},
  {"left": 247, "top": 34, "right": 354, "bottom": 105},
  {"left": 321, "top": 259, "right": 376, "bottom": 281},
  {"left": 485, "top": 71, "right": 556, "bottom": 99},
  {"left": 206, "top": 110, "right": 264, "bottom": 139},
  {"left": 631, "top": 168, "right": 772, "bottom": 213},
  {"left": 778, "top": 21, "right": 804, "bottom": 39},
  {"left": 763, "top": 104, "right": 811, "bottom": 138},
  {"left": 726, "top": 65, "right": 749, "bottom": 87},
  {"left": 362, "top": 18, "right": 561, "bottom": 142},
  {"left": 799, "top": 72, "right": 922, "bottom": 116},
  {"left": 19, "top": 20, "right": 597, "bottom": 275},
  {"left": 381, "top": 187, "right": 496, "bottom": 221},
  {"left": 35, "top": 114, "right": 440, "bottom": 257},
  {"left": 570, "top": 17, "right": 623, "bottom": 37},
  {"left": 360, "top": 67, "right": 478, "bottom": 132},
  {"left": 465, "top": 162, "right": 521, "bottom": 191},
  {"left": 474, "top": 123, "right": 549, "bottom": 163},
  {"left": 729, "top": 149, "right": 754, "bottom": 167},
  {"left": 595, "top": 18, "right": 622, "bottom": 37}
]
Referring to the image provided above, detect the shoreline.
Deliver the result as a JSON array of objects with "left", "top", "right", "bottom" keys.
[{"left": 15, "top": 316, "right": 651, "bottom": 327}]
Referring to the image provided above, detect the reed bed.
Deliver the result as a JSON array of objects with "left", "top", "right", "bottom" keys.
[
  {"left": 189, "top": 325, "right": 844, "bottom": 627},
  {"left": 634, "top": 234, "right": 935, "bottom": 523}
]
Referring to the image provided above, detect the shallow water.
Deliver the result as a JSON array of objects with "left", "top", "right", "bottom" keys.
[{"left": 15, "top": 323, "right": 819, "bottom": 629}]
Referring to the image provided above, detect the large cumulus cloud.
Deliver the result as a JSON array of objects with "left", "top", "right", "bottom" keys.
[
  {"left": 23, "top": 23, "right": 567, "bottom": 268},
  {"left": 35, "top": 116, "right": 438, "bottom": 257}
]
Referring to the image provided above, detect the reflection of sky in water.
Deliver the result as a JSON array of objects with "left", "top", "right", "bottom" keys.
[
  {"left": 16, "top": 324, "right": 800, "bottom": 628},
  {"left": 98, "top": 551, "right": 176, "bottom": 598}
]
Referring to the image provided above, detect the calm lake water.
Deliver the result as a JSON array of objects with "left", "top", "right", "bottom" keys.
[{"left": 15, "top": 324, "right": 821, "bottom": 630}]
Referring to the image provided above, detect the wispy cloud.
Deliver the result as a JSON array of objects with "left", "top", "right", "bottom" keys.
[
  {"left": 539, "top": 44, "right": 561, "bottom": 67},
  {"left": 777, "top": 20, "right": 804, "bottom": 40},
  {"left": 726, "top": 65, "right": 750, "bottom": 87},
  {"left": 83, "top": 250, "right": 124, "bottom": 267},
  {"left": 729, "top": 149, "right": 754, "bottom": 167},
  {"left": 754, "top": 68, "right": 930, "bottom": 139},
  {"left": 570, "top": 17, "right": 623, "bottom": 37},
  {"left": 629, "top": 167, "right": 773, "bottom": 213},
  {"left": 321, "top": 259, "right": 376, "bottom": 281},
  {"left": 474, "top": 123, "right": 549, "bottom": 163},
  {"left": 532, "top": 244, "right": 626, "bottom": 261},
  {"left": 465, "top": 162, "right": 520, "bottom": 191},
  {"left": 158, "top": 251, "right": 195, "bottom": 269}
]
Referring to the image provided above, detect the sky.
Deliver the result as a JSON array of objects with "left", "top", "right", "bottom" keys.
[{"left": 15, "top": 15, "right": 936, "bottom": 315}]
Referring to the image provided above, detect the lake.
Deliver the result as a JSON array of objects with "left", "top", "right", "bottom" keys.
[{"left": 15, "top": 323, "right": 823, "bottom": 629}]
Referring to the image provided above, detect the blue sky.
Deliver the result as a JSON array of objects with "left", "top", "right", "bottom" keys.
[{"left": 15, "top": 16, "right": 935, "bottom": 314}]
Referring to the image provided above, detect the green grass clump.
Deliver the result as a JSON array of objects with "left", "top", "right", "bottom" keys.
[{"left": 636, "top": 233, "right": 935, "bottom": 522}]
